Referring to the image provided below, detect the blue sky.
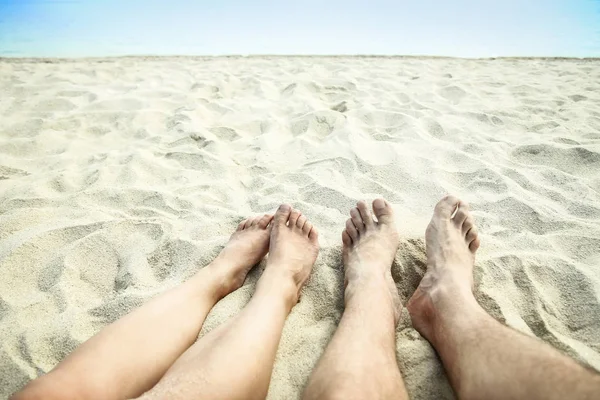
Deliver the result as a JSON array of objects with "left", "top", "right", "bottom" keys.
[{"left": 0, "top": 0, "right": 598, "bottom": 57}]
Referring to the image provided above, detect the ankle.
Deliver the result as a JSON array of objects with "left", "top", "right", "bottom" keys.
[
  {"left": 194, "top": 261, "right": 239, "bottom": 300},
  {"left": 256, "top": 267, "right": 301, "bottom": 310},
  {"left": 434, "top": 284, "right": 480, "bottom": 319},
  {"left": 344, "top": 273, "right": 388, "bottom": 301},
  {"left": 408, "top": 280, "right": 482, "bottom": 344},
  {"left": 432, "top": 298, "right": 487, "bottom": 347},
  {"left": 344, "top": 273, "right": 401, "bottom": 323}
]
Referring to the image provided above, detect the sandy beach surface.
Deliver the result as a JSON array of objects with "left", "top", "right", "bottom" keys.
[{"left": 1, "top": 56, "right": 599, "bottom": 399}]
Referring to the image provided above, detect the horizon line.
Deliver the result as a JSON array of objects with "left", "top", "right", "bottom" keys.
[{"left": 2, "top": 54, "right": 600, "bottom": 62}]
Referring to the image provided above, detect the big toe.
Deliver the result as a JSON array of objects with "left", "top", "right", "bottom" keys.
[
  {"left": 434, "top": 195, "right": 460, "bottom": 219},
  {"left": 274, "top": 204, "right": 292, "bottom": 227},
  {"left": 373, "top": 198, "right": 394, "bottom": 225}
]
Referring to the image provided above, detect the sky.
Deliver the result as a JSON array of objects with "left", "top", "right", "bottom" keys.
[{"left": 0, "top": 0, "right": 598, "bottom": 57}]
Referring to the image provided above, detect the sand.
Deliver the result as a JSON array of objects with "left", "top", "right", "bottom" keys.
[{"left": 0, "top": 56, "right": 599, "bottom": 399}]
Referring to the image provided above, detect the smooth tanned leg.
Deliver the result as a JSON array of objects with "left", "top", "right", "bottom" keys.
[
  {"left": 141, "top": 204, "right": 319, "bottom": 400},
  {"left": 12, "top": 213, "right": 275, "bottom": 400},
  {"left": 407, "top": 196, "right": 600, "bottom": 400},
  {"left": 303, "top": 199, "right": 408, "bottom": 400}
]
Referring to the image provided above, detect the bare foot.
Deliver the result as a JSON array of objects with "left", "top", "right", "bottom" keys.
[
  {"left": 208, "top": 213, "right": 274, "bottom": 297},
  {"left": 407, "top": 195, "right": 481, "bottom": 343},
  {"left": 261, "top": 204, "right": 320, "bottom": 304},
  {"left": 342, "top": 199, "right": 401, "bottom": 324}
]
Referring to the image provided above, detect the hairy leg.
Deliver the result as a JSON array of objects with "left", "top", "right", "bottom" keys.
[
  {"left": 141, "top": 204, "right": 320, "bottom": 400},
  {"left": 407, "top": 196, "right": 600, "bottom": 400},
  {"left": 303, "top": 199, "right": 408, "bottom": 400},
  {"left": 12, "top": 214, "right": 274, "bottom": 400}
]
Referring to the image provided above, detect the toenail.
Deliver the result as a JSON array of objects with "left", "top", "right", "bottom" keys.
[
  {"left": 278, "top": 204, "right": 291, "bottom": 212},
  {"left": 373, "top": 198, "right": 386, "bottom": 209}
]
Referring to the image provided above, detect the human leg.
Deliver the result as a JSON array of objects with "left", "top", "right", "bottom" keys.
[
  {"left": 140, "top": 204, "right": 319, "bottom": 400},
  {"left": 303, "top": 199, "right": 409, "bottom": 400},
  {"left": 407, "top": 196, "right": 600, "bottom": 400},
  {"left": 12, "top": 214, "right": 274, "bottom": 400}
]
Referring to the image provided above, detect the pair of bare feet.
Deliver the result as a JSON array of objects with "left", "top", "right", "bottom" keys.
[
  {"left": 17, "top": 195, "right": 600, "bottom": 400},
  {"left": 212, "top": 195, "right": 480, "bottom": 342}
]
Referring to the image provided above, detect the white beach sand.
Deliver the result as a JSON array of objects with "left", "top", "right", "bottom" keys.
[{"left": 1, "top": 56, "right": 599, "bottom": 399}]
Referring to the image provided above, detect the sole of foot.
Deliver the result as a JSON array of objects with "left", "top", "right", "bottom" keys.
[
  {"left": 342, "top": 198, "right": 401, "bottom": 324},
  {"left": 407, "top": 195, "right": 481, "bottom": 343},
  {"left": 262, "top": 204, "right": 320, "bottom": 304}
]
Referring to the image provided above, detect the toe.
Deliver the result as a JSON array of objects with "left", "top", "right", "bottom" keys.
[
  {"left": 372, "top": 198, "right": 394, "bottom": 225},
  {"left": 250, "top": 216, "right": 262, "bottom": 226},
  {"left": 303, "top": 221, "right": 313, "bottom": 236},
  {"left": 452, "top": 203, "right": 470, "bottom": 228},
  {"left": 469, "top": 237, "right": 481, "bottom": 253},
  {"left": 342, "top": 230, "right": 352, "bottom": 246},
  {"left": 274, "top": 204, "right": 292, "bottom": 227},
  {"left": 465, "top": 225, "right": 478, "bottom": 244},
  {"left": 308, "top": 226, "right": 319, "bottom": 243},
  {"left": 237, "top": 218, "right": 249, "bottom": 231},
  {"left": 296, "top": 215, "right": 307, "bottom": 230},
  {"left": 289, "top": 209, "right": 302, "bottom": 227},
  {"left": 350, "top": 208, "right": 365, "bottom": 233},
  {"left": 434, "top": 195, "right": 460, "bottom": 219},
  {"left": 462, "top": 216, "right": 474, "bottom": 236},
  {"left": 357, "top": 200, "right": 374, "bottom": 227},
  {"left": 258, "top": 214, "right": 274, "bottom": 229},
  {"left": 346, "top": 218, "right": 359, "bottom": 241}
]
